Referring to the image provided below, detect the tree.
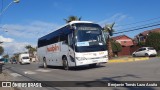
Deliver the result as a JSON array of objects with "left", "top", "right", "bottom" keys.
[
  {"left": 138, "top": 41, "right": 146, "bottom": 47},
  {"left": 25, "top": 45, "right": 32, "bottom": 50},
  {"left": 0, "top": 46, "right": 4, "bottom": 55},
  {"left": 3, "top": 54, "right": 9, "bottom": 59},
  {"left": 111, "top": 40, "right": 122, "bottom": 56},
  {"left": 64, "top": 15, "right": 81, "bottom": 23},
  {"left": 145, "top": 32, "right": 160, "bottom": 51},
  {"left": 103, "top": 23, "right": 115, "bottom": 59},
  {"left": 13, "top": 53, "right": 20, "bottom": 61},
  {"left": 25, "top": 45, "right": 37, "bottom": 58}
]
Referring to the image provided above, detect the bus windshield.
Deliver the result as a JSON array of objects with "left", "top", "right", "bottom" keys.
[
  {"left": 74, "top": 23, "right": 107, "bottom": 52},
  {"left": 22, "top": 57, "right": 29, "bottom": 59}
]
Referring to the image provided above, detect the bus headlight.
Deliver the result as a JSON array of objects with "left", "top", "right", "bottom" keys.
[{"left": 76, "top": 57, "right": 87, "bottom": 61}]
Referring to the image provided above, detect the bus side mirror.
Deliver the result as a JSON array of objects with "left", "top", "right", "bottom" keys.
[{"left": 69, "top": 25, "right": 76, "bottom": 30}]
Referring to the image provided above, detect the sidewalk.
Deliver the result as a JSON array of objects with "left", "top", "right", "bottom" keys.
[
  {"left": 108, "top": 56, "right": 149, "bottom": 63},
  {"left": 0, "top": 68, "right": 19, "bottom": 90}
]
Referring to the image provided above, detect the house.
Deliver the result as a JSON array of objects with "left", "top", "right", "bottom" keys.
[
  {"left": 135, "top": 28, "right": 160, "bottom": 43},
  {"left": 112, "top": 35, "right": 138, "bottom": 56},
  {"left": 112, "top": 35, "right": 134, "bottom": 46}
]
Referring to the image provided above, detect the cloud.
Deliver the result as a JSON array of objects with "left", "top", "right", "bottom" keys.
[
  {"left": 2, "top": 41, "right": 35, "bottom": 55},
  {"left": 2, "top": 21, "right": 60, "bottom": 39},
  {"left": 0, "top": 36, "right": 14, "bottom": 42},
  {"left": 98, "top": 13, "right": 128, "bottom": 27},
  {"left": 0, "top": 21, "right": 60, "bottom": 55}
]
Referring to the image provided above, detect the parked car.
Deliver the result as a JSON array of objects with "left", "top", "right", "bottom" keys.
[
  {"left": 132, "top": 47, "right": 157, "bottom": 57},
  {"left": 11, "top": 59, "right": 17, "bottom": 64}
]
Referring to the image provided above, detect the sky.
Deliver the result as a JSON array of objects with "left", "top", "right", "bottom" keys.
[{"left": 0, "top": 0, "right": 160, "bottom": 55}]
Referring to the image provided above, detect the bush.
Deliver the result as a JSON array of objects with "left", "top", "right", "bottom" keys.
[
  {"left": 138, "top": 41, "right": 145, "bottom": 47},
  {"left": 145, "top": 32, "right": 160, "bottom": 51},
  {"left": 111, "top": 40, "right": 122, "bottom": 53},
  {"left": 0, "top": 46, "right": 4, "bottom": 55}
]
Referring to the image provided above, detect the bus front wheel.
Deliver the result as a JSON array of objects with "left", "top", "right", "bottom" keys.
[
  {"left": 62, "top": 57, "right": 69, "bottom": 70},
  {"left": 43, "top": 58, "right": 47, "bottom": 68}
]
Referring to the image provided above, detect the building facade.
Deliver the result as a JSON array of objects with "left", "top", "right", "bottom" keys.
[
  {"left": 112, "top": 35, "right": 138, "bottom": 56},
  {"left": 135, "top": 28, "right": 160, "bottom": 43}
]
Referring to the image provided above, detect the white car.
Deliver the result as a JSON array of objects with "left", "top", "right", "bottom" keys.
[{"left": 132, "top": 47, "right": 157, "bottom": 57}]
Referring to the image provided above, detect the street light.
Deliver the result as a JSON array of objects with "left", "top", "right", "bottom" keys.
[
  {"left": 13, "top": 0, "right": 20, "bottom": 3},
  {"left": 0, "top": 0, "right": 20, "bottom": 16}
]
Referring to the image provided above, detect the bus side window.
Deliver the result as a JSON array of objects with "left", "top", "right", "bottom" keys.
[
  {"left": 38, "top": 39, "right": 46, "bottom": 47},
  {"left": 47, "top": 36, "right": 59, "bottom": 45},
  {"left": 60, "top": 35, "right": 68, "bottom": 44}
]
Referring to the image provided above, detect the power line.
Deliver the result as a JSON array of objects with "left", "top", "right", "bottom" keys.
[
  {"left": 113, "top": 23, "right": 160, "bottom": 34},
  {"left": 115, "top": 16, "right": 160, "bottom": 27},
  {"left": 116, "top": 20, "right": 160, "bottom": 32}
]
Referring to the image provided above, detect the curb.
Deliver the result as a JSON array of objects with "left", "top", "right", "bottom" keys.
[{"left": 108, "top": 57, "right": 149, "bottom": 63}]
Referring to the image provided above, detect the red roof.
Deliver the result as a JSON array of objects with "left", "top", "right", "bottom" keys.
[
  {"left": 112, "top": 35, "right": 133, "bottom": 40},
  {"left": 112, "top": 35, "right": 134, "bottom": 46}
]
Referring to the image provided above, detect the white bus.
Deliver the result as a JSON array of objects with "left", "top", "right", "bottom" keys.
[{"left": 37, "top": 21, "right": 108, "bottom": 70}]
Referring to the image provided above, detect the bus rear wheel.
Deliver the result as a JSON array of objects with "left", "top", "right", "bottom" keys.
[
  {"left": 43, "top": 58, "right": 47, "bottom": 68},
  {"left": 62, "top": 57, "right": 69, "bottom": 70}
]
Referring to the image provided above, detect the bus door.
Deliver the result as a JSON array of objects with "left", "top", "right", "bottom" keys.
[{"left": 68, "top": 33, "right": 76, "bottom": 66}]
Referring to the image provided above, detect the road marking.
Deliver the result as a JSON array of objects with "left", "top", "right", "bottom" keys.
[
  {"left": 36, "top": 69, "right": 52, "bottom": 72},
  {"left": 10, "top": 73, "right": 22, "bottom": 77},
  {"left": 24, "top": 71, "right": 36, "bottom": 74}
]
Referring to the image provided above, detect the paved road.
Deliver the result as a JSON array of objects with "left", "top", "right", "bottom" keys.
[{"left": 3, "top": 57, "right": 160, "bottom": 90}]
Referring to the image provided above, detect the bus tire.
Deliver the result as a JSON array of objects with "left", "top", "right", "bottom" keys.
[
  {"left": 62, "top": 57, "right": 69, "bottom": 70},
  {"left": 43, "top": 57, "right": 47, "bottom": 68}
]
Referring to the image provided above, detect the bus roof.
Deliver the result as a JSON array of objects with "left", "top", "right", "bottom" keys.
[
  {"left": 67, "top": 21, "right": 93, "bottom": 25},
  {"left": 38, "top": 21, "right": 94, "bottom": 40},
  {"left": 56, "top": 21, "right": 93, "bottom": 30}
]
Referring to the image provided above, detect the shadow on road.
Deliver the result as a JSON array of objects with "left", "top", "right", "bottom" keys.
[{"left": 38, "top": 64, "right": 106, "bottom": 71}]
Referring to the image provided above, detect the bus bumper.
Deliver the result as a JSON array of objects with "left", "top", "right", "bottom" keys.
[{"left": 75, "top": 58, "right": 108, "bottom": 66}]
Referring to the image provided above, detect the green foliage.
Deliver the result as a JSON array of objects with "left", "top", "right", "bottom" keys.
[
  {"left": 25, "top": 45, "right": 37, "bottom": 53},
  {"left": 157, "top": 53, "right": 160, "bottom": 57},
  {"left": 13, "top": 53, "right": 20, "bottom": 61},
  {"left": 103, "top": 23, "right": 115, "bottom": 36},
  {"left": 3, "top": 54, "right": 9, "bottom": 59},
  {"left": 0, "top": 46, "right": 4, "bottom": 55},
  {"left": 138, "top": 41, "right": 146, "bottom": 47},
  {"left": 25, "top": 45, "right": 37, "bottom": 57},
  {"left": 111, "top": 40, "right": 122, "bottom": 53},
  {"left": 64, "top": 16, "right": 81, "bottom": 23},
  {"left": 145, "top": 32, "right": 160, "bottom": 51}
]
